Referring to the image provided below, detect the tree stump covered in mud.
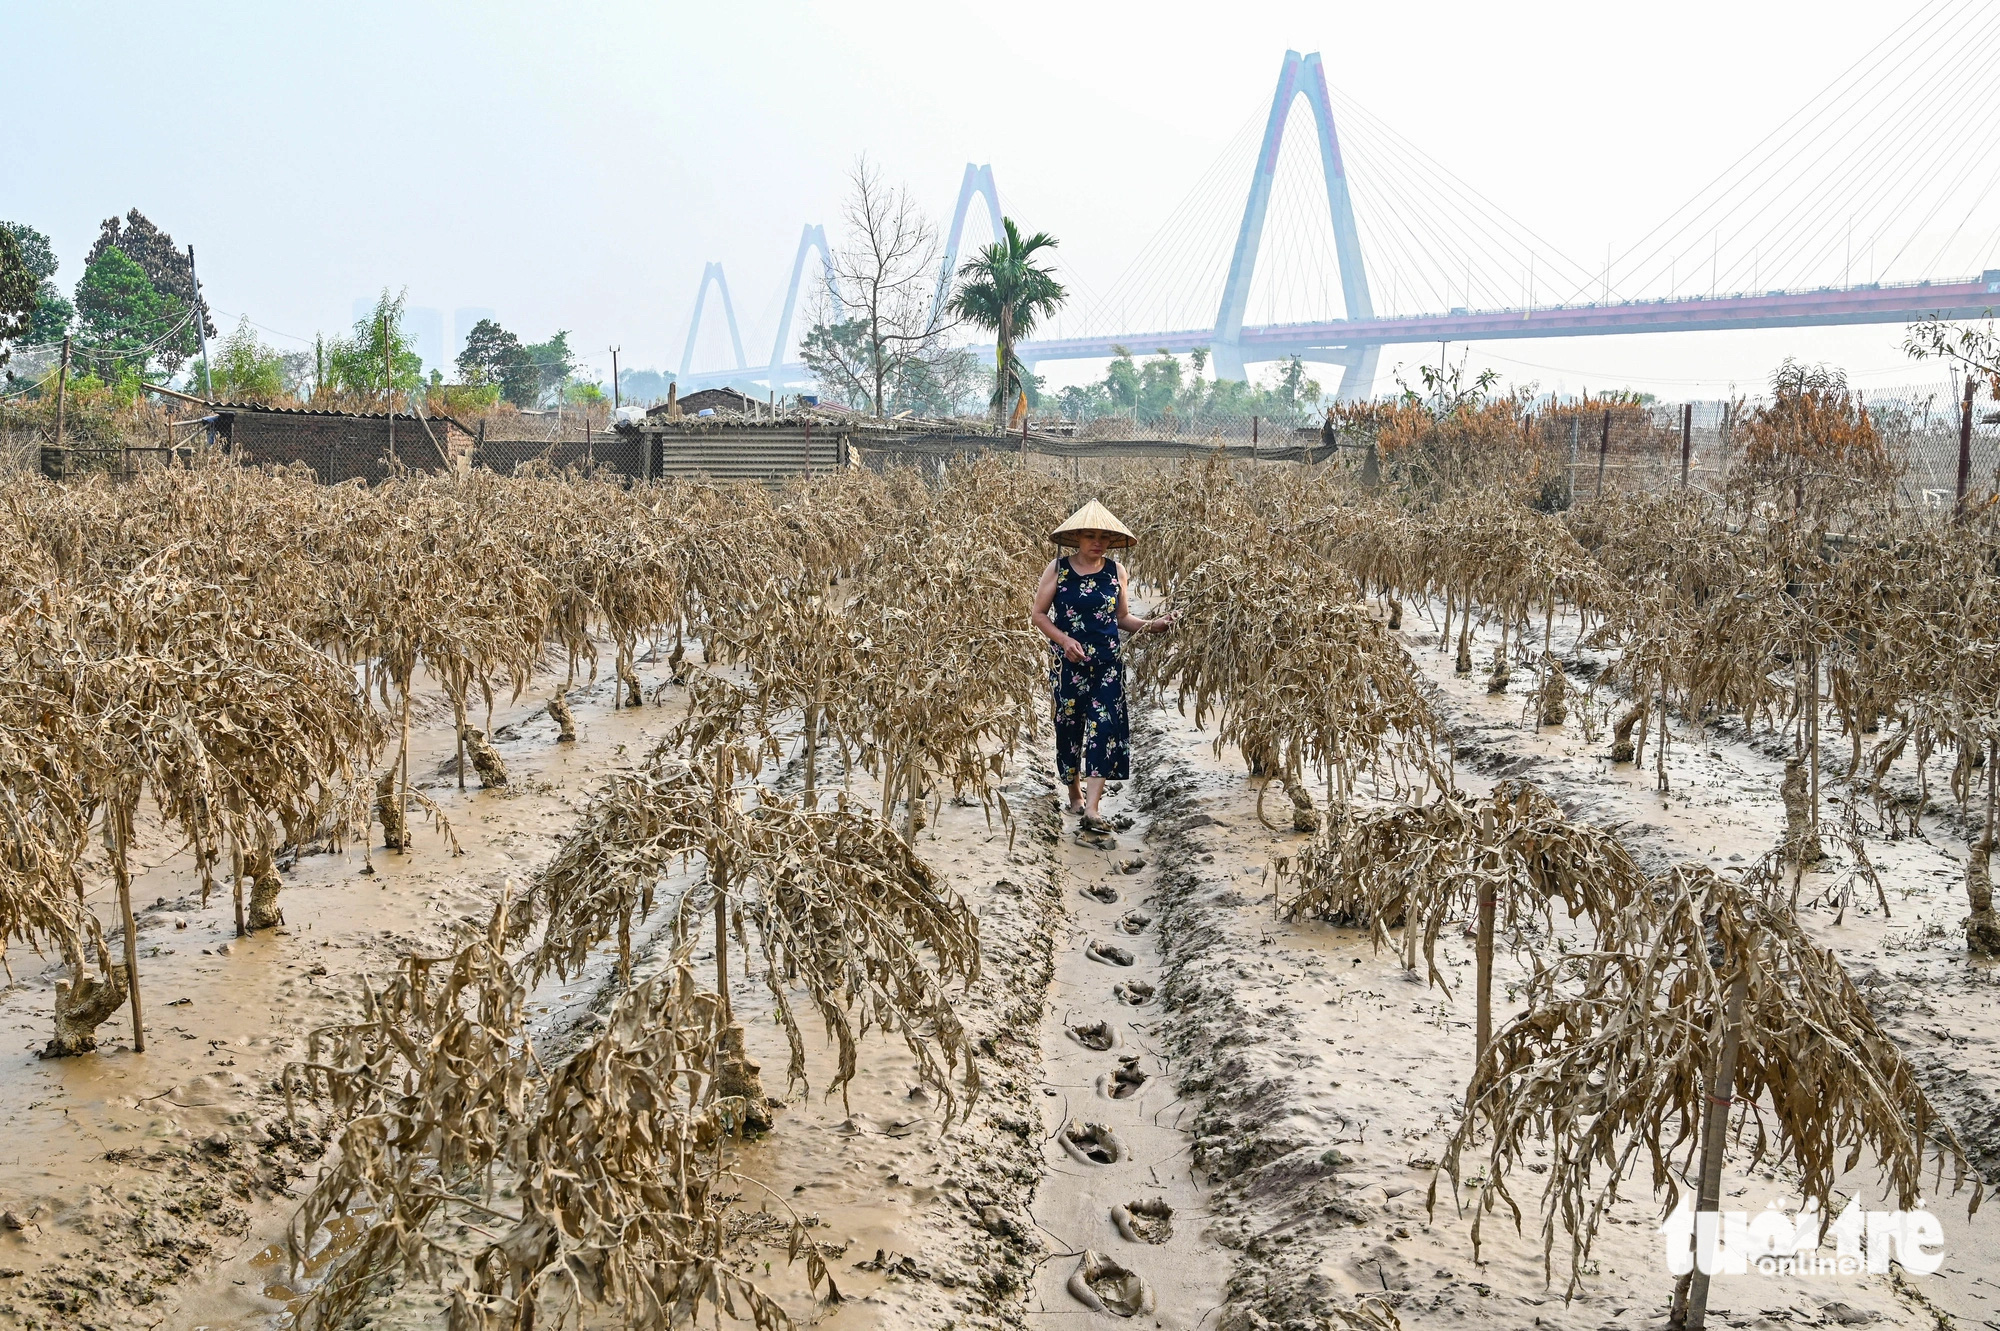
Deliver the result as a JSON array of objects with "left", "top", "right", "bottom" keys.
[
  {"left": 1535, "top": 657, "right": 1569, "bottom": 727},
  {"left": 547, "top": 694, "right": 577, "bottom": 743},
  {"left": 1454, "top": 630, "right": 1474, "bottom": 675},
  {"left": 45, "top": 958, "right": 128, "bottom": 1057},
  {"left": 246, "top": 847, "right": 285, "bottom": 930},
  {"left": 1780, "top": 758, "right": 1823, "bottom": 865},
  {"left": 376, "top": 767, "right": 407, "bottom": 850},
  {"left": 715, "top": 1022, "right": 774, "bottom": 1133},
  {"left": 1289, "top": 784, "right": 1320, "bottom": 832},
  {"left": 1487, "top": 650, "right": 1511, "bottom": 695},
  {"left": 465, "top": 729, "right": 509, "bottom": 788},
  {"left": 1965, "top": 835, "right": 1998, "bottom": 956},
  {"left": 1610, "top": 701, "right": 1648, "bottom": 764}
]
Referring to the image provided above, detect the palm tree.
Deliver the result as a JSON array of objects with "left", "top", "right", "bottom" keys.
[{"left": 948, "top": 218, "right": 1066, "bottom": 428}]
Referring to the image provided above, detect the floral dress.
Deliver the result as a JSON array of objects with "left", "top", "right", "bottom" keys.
[{"left": 1048, "top": 555, "right": 1130, "bottom": 783}]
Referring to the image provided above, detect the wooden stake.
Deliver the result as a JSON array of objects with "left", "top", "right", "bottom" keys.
[
  {"left": 714, "top": 747, "right": 732, "bottom": 1024},
  {"left": 232, "top": 842, "right": 246, "bottom": 938},
  {"left": 1680, "top": 402, "right": 1693, "bottom": 487},
  {"left": 1956, "top": 375, "right": 1976, "bottom": 520},
  {"left": 111, "top": 803, "right": 144, "bottom": 1053},
  {"left": 1475, "top": 805, "right": 1497, "bottom": 1065},
  {"left": 1596, "top": 407, "right": 1611, "bottom": 501},
  {"left": 1675, "top": 964, "right": 1748, "bottom": 1330}
]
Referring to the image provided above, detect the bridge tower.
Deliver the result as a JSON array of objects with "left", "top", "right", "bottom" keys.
[
  {"left": 766, "top": 224, "right": 836, "bottom": 395},
  {"left": 1212, "top": 50, "right": 1378, "bottom": 400},
  {"left": 931, "top": 163, "right": 1005, "bottom": 331},
  {"left": 679, "top": 262, "right": 747, "bottom": 384}
]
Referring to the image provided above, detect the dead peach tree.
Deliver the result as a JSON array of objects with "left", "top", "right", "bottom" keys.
[
  {"left": 285, "top": 905, "right": 820, "bottom": 1331},
  {"left": 1433, "top": 860, "right": 1978, "bottom": 1327}
]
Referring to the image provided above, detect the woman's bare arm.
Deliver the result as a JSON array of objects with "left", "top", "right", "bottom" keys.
[
  {"left": 1032, "top": 560, "right": 1088, "bottom": 662},
  {"left": 1114, "top": 564, "right": 1171, "bottom": 634}
]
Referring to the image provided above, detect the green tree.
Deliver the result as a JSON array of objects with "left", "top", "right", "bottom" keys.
[
  {"left": 524, "top": 331, "right": 577, "bottom": 403},
  {"left": 947, "top": 216, "right": 1066, "bottom": 426},
  {"left": 326, "top": 289, "right": 425, "bottom": 399},
  {"left": 2, "top": 222, "right": 73, "bottom": 348},
  {"left": 1138, "top": 351, "right": 1183, "bottom": 421},
  {"left": 72, "top": 246, "right": 186, "bottom": 376},
  {"left": 1103, "top": 346, "right": 1139, "bottom": 411},
  {"left": 84, "top": 210, "right": 209, "bottom": 370},
  {"left": 0, "top": 228, "right": 36, "bottom": 368},
  {"left": 204, "top": 316, "right": 288, "bottom": 403},
  {"left": 456, "top": 318, "right": 539, "bottom": 405}
]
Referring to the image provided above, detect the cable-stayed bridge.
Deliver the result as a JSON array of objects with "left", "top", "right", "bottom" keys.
[{"left": 676, "top": 2, "right": 2000, "bottom": 400}]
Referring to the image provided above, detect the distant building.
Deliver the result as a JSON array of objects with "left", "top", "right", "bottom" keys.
[
  {"left": 210, "top": 403, "right": 476, "bottom": 485},
  {"left": 649, "top": 386, "right": 757, "bottom": 417}
]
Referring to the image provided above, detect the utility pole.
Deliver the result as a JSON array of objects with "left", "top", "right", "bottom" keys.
[
  {"left": 187, "top": 245, "right": 213, "bottom": 400},
  {"left": 54, "top": 336, "right": 71, "bottom": 480},
  {"left": 611, "top": 346, "right": 621, "bottom": 410}
]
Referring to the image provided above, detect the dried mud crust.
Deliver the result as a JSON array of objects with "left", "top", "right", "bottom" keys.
[{"left": 1133, "top": 712, "right": 1385, "bottom": 1331}]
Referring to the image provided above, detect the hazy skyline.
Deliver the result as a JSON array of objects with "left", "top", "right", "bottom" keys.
[{"left": 7, "top": 0, "right": 1995, "bottom": 400}]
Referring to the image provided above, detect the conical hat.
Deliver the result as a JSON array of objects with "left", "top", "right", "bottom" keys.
[{"left": 1050, "top": 499, "right": 1136, "bottom": 548}]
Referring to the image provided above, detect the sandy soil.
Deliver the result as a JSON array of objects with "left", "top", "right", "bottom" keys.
[{"left": 3, "top": 600, "right": 1994, "bottom": 1331}]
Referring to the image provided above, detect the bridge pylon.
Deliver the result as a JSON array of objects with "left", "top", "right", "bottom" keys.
[
  {"left": 766, "top": 224, "right": 836, "bottom": 394},
  {"left": 932, "top": 163, "right": 1005, "bottom": 331},
  {"left": 679, "top": 261, "right": 748, "bottom": 384},
  {"left": 1212, "top": 50, "right": 1377, "bottom": 400}
]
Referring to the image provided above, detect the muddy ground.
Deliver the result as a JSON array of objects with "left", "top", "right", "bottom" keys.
[{"left": 0, "top": 606, "right": 1993, "bottom": 1331}]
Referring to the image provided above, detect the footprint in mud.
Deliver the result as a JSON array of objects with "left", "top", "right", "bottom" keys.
[
  {"left": 1117, "top": 910, "right": 1152, "bottom": 934},
  {"left": 1108, "top": 813, "right": 1136, "bottom": 831},
  {"left": 1111, "top": 1198, "right": 1175, "bottom": 1245},
  {"left": 1077, "top": 829, "right": 1119, "bottom": 850},
  {"left": 1067, "top": 1249, "right": 1155, "bottom": 1317},
  {"left": 1086, "top": 940, "right": 1136, "bottom": 966},
  {"left": 1081, "top": 883, "right": 1121, "bottom": 904},
  {"left": 1111, "top": 980, "right": 1155, "bottom": 1006},
  {"left": 1096, "top": 1056, "right": 1147, "bottom": 1099},
  {"left": 1060, "top": 1121, "right": 1126, "bottom": 1166},
  {"left": 1112, "top": 856, "right": 1148, "bottom": 874},
  {"left": 1068, "top": 1020, "right": 1118, "bottom": 1051}
]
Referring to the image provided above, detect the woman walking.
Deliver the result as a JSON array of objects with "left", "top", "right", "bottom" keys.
[{"left": 1030, "top": 501, "right": 1172, "bottom": 831}]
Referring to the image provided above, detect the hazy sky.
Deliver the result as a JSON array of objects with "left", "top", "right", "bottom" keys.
[{"left": 7, "top": 0, "right": 1995, "bottom": 399}]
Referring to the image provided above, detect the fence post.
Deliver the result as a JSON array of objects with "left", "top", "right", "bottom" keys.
[
  {"left": 1957, "top": 376, "right": 1976, "bottom": 520},
  {"left": 53, "top": 335, "right": 71, "bottom": 481},
  {"left": 1568, "top": 414, "right": 1579, "bottom": 504},
  {"left": 1596, "top": 407, "right": 1611, "bottom": 501},
  {"left": 1252, "top": 414, "right": 1259, "bottom": 463},
  {"left": 1681, "top": 402, "right": 1693, "bottom": 488},
  {"left": 804, "top": 418, "right": 813, "bottom": 480}
]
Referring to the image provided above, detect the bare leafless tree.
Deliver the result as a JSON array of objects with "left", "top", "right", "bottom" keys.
[{"left": 804, "top": 157, "right": 955, "bottom": 416}]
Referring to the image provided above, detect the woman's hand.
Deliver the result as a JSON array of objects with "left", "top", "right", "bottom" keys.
[
  {"left": 1146, "top": 613, "right": 1177, "bottom": 634},
  {"left": 1061, "top": 636, "right": 1089, "bottom": 663}
]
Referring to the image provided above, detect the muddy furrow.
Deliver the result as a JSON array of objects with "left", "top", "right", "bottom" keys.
[{"left": 1029, "top": 742, "right": 1228, "bottom": 1328}]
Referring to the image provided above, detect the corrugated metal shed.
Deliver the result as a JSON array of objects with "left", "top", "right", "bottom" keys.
[{"left": 625, "top": 420, "right": 850, "bottom": 483}]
